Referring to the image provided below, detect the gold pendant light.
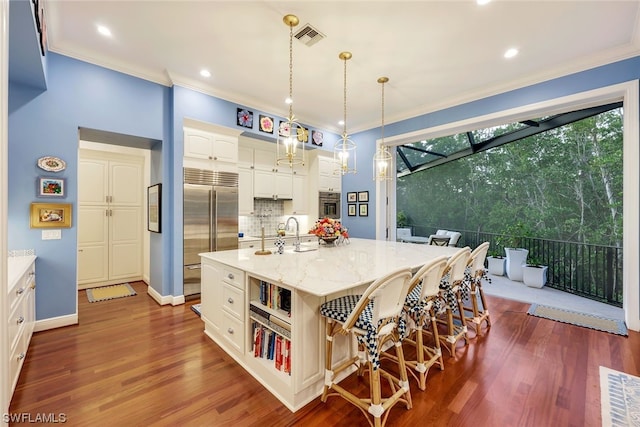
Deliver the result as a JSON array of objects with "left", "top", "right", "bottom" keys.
[
  {"left": 276, "top": 14, "right": 306, "bottom": 168},
  {"left": 333, "top": 51, "right": 356, "bottom": 175},
  {"left": 373, "top": 77, "right": 393, "bottom": 181}
]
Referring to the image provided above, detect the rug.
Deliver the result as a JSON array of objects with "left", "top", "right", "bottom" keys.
[
  {"left": 600, "top": 366, "right": 640, "bottom": 426},
  {"left": 191, "top": 303, "right": 201, "bottom": 317},
  {"left": 527, "top": 303, "right": 627, "bottom": 336},
  {"left": 86, "top": 283, "right": 137, "bottom": 303}
]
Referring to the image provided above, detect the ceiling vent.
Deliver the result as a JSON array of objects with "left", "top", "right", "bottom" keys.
[{"left": 294, "top": 23, "right": 325, "bottom": 47}]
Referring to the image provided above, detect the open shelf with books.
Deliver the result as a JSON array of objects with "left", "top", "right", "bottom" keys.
[{"left": 248, "top": 277, "right": 293, "bottom": 378}]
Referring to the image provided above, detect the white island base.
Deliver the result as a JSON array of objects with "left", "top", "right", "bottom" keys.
[{"left": 199, "top": 238, "right": 460, "bottom": 411}]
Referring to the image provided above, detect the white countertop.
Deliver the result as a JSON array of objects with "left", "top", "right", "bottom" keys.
[
  {"left": 239, "top": 233, "right": 315, "bottom": 243},
  {"left": 7, "top": 255, "right": 37, "bottom": 291},
  {"left": 200, "top": 238, "right": 460, "bottom": 297}
]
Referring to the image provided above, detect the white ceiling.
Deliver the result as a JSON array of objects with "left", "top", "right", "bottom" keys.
[{"left": 45, "top": 1, "right": 640, "bottom": 134}]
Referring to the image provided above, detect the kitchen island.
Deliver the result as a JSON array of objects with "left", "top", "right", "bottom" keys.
[{"left": 199, "top": 238, "right": 460, "bottom": 411}]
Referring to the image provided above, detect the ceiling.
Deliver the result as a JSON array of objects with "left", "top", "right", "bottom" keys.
[{"left": 45, "top": 1, "right": 640, "bottom": 134}]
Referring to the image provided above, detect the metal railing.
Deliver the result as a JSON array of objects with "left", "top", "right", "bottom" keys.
[{"left": 404, "top": 224, "right": 623, "bottom": 307}]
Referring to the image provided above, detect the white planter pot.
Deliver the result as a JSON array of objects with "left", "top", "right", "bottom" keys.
[
  {"left": 505, "top": 248, "right": 528, "bottom": 281},
  {"left": 523, "top": 265, "right": 548, "bottom": 288},
  {"left": 487, "top": 256, "right": 505, "bottom": 276}
]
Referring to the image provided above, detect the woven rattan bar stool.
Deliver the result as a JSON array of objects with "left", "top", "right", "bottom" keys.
[
  {"left": 438, "top": 247, "right": 471, "bottom": 358},
  {"left": 462, "top": 242, "right": 492, "bottom": 335},
  {"left": 320, "top": 267, "right": 414, "bottom": 427},
  {"left": 387, "top": 255, "right": 449, "bottom": 391}
]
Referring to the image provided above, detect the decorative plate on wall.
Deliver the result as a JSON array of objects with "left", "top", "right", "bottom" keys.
[{"left": 37, "top": 156, "right": 66, "bottom": 172}]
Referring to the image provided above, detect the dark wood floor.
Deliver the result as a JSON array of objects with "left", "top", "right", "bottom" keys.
[{"left": 9, "top": 281, "right": 640, "bottom": 426}]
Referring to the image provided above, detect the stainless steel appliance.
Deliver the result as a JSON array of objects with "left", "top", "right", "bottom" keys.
[
  {"left": 183, "top": 168, "right": 238, "bottom": 298},
  {"left": 319, "top": 191, "right": 341, "bottom": 219}
]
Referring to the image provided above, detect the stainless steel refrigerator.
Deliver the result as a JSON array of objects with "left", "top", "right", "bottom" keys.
[{"left": 183, "top": 168, "right": 238, "bottom": 298}]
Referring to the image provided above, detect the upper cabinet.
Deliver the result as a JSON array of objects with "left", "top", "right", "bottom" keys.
[
  {"left": 317, "top": 155, "right": 341, "bottom": 193},
  {"left": 184, "top": 127, "right": 239, "bottom": 172}
]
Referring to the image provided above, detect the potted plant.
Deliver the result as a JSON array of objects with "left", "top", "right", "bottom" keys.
[
  {"left": 486, "top": 248, "right": 505, "bottom": 276},
  {"left": 497, "top": 222, "right": 530, "bottom": 282},
  {"left": 396, "top": 211, "right": 412, "bottom": 240},
  {"left": 522, "top": 255, "right": 548, "bottom": 288}
]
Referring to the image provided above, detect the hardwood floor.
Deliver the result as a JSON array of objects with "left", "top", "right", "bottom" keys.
[{"left": 9, "top": 281, "right": 640, "bottom": 426}]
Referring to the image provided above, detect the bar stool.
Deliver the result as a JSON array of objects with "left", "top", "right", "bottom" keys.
[
  {"left": 397, "top": 255, "right": 449, "bottom": 391},
  {"left": 463, "top": 242, "right": 491, "bottom": 335},
  {"left": 320, "top": 267, "right": 413, "bottom": 427},
  {"left": 438, "top": 247, "right": 471, "bottom": 358}
]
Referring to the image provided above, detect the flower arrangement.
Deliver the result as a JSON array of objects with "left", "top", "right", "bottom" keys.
[{"left": 309, "top": 217, "right": 349, "bottom": 240}]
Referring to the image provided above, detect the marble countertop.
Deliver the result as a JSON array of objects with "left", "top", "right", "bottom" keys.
[
  {"left": 200, "top": 238, "right": 460, "bottom": 297},
  {"left": 7, "top": 255, "right": 37, "bottom": 291},
  {"left": 239, "top": 233, "right": 316, "bottom": 243}
]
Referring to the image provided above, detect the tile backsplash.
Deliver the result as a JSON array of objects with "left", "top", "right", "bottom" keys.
[{"left": 239, "top": 199, "right": 309, "bottom": 237}]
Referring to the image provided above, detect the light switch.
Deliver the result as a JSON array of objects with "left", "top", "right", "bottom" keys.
[{"left": 42, "top": 229, "right": 62, "bottom": 240}]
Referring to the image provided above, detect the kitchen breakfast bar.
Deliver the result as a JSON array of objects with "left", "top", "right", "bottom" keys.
[{"left": 199, "top": 238, "right": 460, "bottom": 411}]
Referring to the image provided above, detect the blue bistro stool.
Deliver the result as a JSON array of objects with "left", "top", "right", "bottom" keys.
[
  {"left": 320, "top": 267, "right": 414, "bottom": 427},
  {"left": 395, "top": 255, "right": 449, "bottom": 391}
]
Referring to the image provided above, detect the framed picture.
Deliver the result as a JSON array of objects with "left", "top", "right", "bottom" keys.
[
  {"left": 237, "top": 108, "right": 254, "bottom": 128},
  {"left": 312, "top": 130, "right": 323, "bottom": 146},
  {"left": 37, "top": 177, "right": 65, "bottom": 197},
  {"left": 358, "top": 191, "right": 369, "bottom": 202},
  {"left": 30, "top": 203, "right": 72, "bottom": 228},
  {"left": 259, "top": 115, "right": 274, "bottom": 134},
  {"left": 347, "top": 192, "right": 357, "bottom": 202},
  {"left": 348, "top": 203, "right": 357, "bottom": 216},
  {"left": 359, "top": 203, "right": 368, "bottom": 217},
  {"left": 297, "top": 126, "right": 309, "bottom": 143},
  {"left": 278, "top": 120, "right": 291, "bottom": 137},
  {"left": 148, "top": 183, "right": 161, "bottom": 233}
]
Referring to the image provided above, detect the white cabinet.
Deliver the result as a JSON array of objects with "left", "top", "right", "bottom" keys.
[
  {"left": 7, "top": 256, "right": 36, "bottom": 402},
  {"left": 285, "top": 172, "right": 309, "bottom": 215},
  {"left": 201, "top": 260, "right": 245, "bottom": 353},
  {"left": 184, "top": 128, "right": 238, "bottom": 164},
  {"left": 238, "top": 167, "right": 254, "bottom": 215},
  {"left": 318, "top": 155, "right": 341, "bottom": 192},
  {"left": 78, "top": 151, "right": 143, "bottom": 288},
  {"left": 253, "top": 167, "right": 293, "bottom": 200}
]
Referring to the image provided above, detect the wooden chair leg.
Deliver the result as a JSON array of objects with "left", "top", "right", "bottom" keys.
[
  {"left": 428, "top": 307, "right": 444, "bottom": 371},
  {"left": 321, "top": 320, "right": 336, "bottom": 402},
  {"left": 478, "top": 284, "right": 491, "bottom": 327}
]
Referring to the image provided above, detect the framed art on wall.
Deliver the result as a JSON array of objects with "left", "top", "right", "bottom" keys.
[
  {"left": 37, "top": 177, "right": 65, "bottom": 197},
  {"left": 358, "top": 191, "right": 369, "bottom": 202},
  {"left": 259, "top": 115, "right": 274, "bottom": 134},
  {"left": 30, "top": 203, "right": 72, "bottom": 228},
  {"left": 359, "top": 203, "right": 368, "bottom": 217},
  {"left": 148, "top": 183, "right": 161, "bottom": 233},
  {"left": 237, "top": 108, "right": 254, "bottom": 128},
  {"left": 347, "top": 192, "right": 357, "bottom": 202},
  {"left": 348, "top": 204, "right": 356, "bottom": 216}
]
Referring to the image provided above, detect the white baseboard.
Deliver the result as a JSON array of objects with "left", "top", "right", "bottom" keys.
[
  {"left": 34, "top": 313, "right": 78, "bottom": 332},
  {"left": 146, "top": 285, "right": 185, "bottom": 306}
]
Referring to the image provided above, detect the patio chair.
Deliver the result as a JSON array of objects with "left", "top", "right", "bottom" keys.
[
  {"left": 427, "top": 229, "right": 461, "bottom": 247},
  {"left": 437, "top": 247, "right": 471, "bottom": 357},
  {"left": 462, "top": 242, "right": 491, "bottom": 335}
]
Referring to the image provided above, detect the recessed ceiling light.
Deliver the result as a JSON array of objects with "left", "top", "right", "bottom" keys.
[
  {"left": 285, "top": 97, "right": 293, "bottom": 105},
  {"left": 504, "top": 48, "right": 519, "bottom": 59},
  {"left": 97, "top": 25, "right": 112, "bottom": 37},
  {"left": 477, "top": 0, "right": 491, "bottom": 5},
  {"left": 200, "top": 69, "right": 211, "bottom": 78}
]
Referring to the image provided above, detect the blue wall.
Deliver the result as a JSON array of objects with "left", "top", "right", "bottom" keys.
[{"left": 9, "top": 53, "right": 169, "bottom": 319}]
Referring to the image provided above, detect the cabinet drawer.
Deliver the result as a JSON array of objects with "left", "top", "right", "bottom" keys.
[
  {"left": 222, "top": 266, "right": 244, "bottom": 289},
  {"left": 221, "top": 311, "right": 244, "bottom": 354},
  {"left": 222, "top": 283, "right": 244, "bottom": 320},
  {"left": 9, "top": 334, "right": 28, "bottom": 394},
  {"left": 8, "top": 277, "right": 26, "bottom": 313},
  {"left": 8, "top": 304, "right": 26, "bottom": 351}
]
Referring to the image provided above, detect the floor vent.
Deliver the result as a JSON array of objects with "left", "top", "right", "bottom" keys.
[{"left": 294, "top": 24, "right": 325, "bottom": 47}]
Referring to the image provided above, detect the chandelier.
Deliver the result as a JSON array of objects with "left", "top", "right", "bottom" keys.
[
  {"left": 373, "top": 77, "right": 393, "bottom": 181},
  {"left": 333, "top": 51, "right": 356, "bottom": 175},
  {"left": 276, "top": 14, "right": 306, "bottom": 168}
]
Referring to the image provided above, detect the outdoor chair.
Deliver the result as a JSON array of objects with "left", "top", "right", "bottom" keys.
[
  {"left": 462, "top": 242, "right": 492, "bottom": 335},
  {"left": 437, "top": 247, "right": 471, "bottom": 358}
]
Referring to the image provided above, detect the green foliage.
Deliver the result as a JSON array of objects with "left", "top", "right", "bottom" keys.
[
  {"left": 397, "top": 210, "right": 408, "bottom": 228},
  {"left": 396, "top": 109, "right": 623, "bottom": 247}
]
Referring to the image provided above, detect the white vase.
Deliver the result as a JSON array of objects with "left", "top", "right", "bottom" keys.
[
  {"left": 523, "top": 265, "right": 548, "bottom": 288},
  {"left": 505, "top": 248, "right": 528, "bottom": 281},
  {"left": 487, "top": 256, "right": 505, "bottom": 276}
]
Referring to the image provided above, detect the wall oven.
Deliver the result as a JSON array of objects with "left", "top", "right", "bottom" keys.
[{"left": 319, "top": 191, "right": 341, "bottom": 219}]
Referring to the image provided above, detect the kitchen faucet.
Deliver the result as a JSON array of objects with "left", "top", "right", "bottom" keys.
[{"left": 285, "top": 216, "right": 300, "bottom": 252}]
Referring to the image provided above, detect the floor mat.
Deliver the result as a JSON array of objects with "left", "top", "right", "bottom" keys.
[
  {"left": 600, "top": 366, "right": 640, "bottom": 426},
  {"left": 86, "top": 283, "right": 137, "bottom": 303},
  {"left": 527, "top": 303, "right": 627, "bottom": 336},
  {"left": 191, "top": 303, "right": 201, "bottom": 317}
]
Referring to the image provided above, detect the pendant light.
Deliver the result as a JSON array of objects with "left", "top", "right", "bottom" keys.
[
  {"left": 276, "top": 14, "right": 306, "bottom": 168},
  {"left": 373, "top": 77, "right": 393, "bottom": 181},
  {"left": 333, "top": 51, "right": 356, "bottom": 175}
]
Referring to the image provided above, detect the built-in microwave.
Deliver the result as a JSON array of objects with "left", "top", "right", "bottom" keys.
[{"left": 319, "top": 191, "right": 341, "bottom": 219}]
